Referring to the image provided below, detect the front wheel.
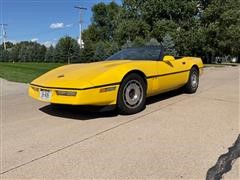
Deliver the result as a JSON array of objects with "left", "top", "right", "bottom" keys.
[
  {"left": 184, "top": 67, "right": 199, "bottom": 93},
  {"left": 117, "top": 74, "right": 146, "bottom": 115}
]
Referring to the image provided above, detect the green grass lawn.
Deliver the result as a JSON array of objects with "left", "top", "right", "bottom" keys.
[{"left": 0, "top": 62, "right": 65, "bottom": 83}]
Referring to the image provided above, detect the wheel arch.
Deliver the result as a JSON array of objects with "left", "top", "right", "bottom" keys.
[
  {"left": 191, "top": 65, "right": 199, "bottom": 72},
  {"left": 117, "top": 70, "right": 147, "bottom": 114},
  {"left": 121, "top": 70, "right": 147, "bottom": 87}
]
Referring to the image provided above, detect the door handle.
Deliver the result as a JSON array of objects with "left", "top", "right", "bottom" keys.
[{"left": 182, "top": 62, "right": 186, "bottom": 65}]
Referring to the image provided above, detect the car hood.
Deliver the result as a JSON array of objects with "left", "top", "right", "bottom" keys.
[{"left": 31, "top": 60, "right": 131, "bottom": 89}]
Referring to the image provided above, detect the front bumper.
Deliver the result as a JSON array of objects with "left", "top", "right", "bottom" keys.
[{"left": 28, "top": 84, "right": 119, "bottom": 106}]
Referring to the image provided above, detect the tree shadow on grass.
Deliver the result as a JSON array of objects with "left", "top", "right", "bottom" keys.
[{"left": 39, "top": 89, "right": 184, "bottom": 121}]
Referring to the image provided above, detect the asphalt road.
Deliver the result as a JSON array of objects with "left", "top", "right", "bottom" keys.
[{"left": 1, "top": 66, "right": 239, "bottom": 179}]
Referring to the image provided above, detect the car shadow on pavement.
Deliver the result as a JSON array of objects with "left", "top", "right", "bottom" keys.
[
  {"left": 39, "top": 89, "right": 184, "bottom": 121},
  {"left": 146, "top": 89, "right": 184, "bottom": 105},
  {"left": 39, "top": 105, "right": 119, "bottom": 120}
]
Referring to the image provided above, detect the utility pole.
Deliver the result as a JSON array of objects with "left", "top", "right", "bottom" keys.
[
  {"left": 0, "top": 23, "right": 7, "bottom": 50},
  {"left": 74, "top": 6, "right": 87, "bottom": 49}
]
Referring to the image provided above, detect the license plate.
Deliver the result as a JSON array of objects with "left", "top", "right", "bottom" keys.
[{"left": 40, "top": 90, "right": 52, "bottom": 101}]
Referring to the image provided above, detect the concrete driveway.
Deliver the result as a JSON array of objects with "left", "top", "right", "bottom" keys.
[{"left": 0, "top": 66, "right": 239, "bottom": 179}]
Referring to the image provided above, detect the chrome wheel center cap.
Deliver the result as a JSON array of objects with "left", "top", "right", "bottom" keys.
[{"left": 123, "top": 80, "right": 143, "bottom": 108}]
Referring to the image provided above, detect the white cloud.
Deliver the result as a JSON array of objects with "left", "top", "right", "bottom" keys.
[
  {"left": 8, "top": 40, "right": 18, "bottom": 44},
  {"left": 43, "top": 41, "right": 56, "bottom": 48},
  {"left": 66, "top": 24, "right": 73, "bottom": 28},
  {"left": 43, "top": 41, "right": 52, "bottom": 47},
  {"left": 31, "top": 38, "right": 39, "bottom": 42},
  {"left": 50, "top": 22, "right": 64, "bottom": 29}
]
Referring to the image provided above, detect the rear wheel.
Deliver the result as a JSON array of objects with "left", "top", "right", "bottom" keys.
[
  {"left": 117, "top": 73, "right": 146, "bottom": 115},
  {"left": 184, "top": 67, "right": 199, "bottom": 93}
]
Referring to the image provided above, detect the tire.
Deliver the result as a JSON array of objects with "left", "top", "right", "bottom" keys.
[
  {"left": 117, "top": 73, "right": 147, "bottom": 115},
  {"left": 184, "top": 67, "right": 199, "bottom": 93}
]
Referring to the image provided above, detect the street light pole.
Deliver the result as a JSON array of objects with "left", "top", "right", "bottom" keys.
[
  {"left": 74, "top": 6, "right": 87, "bottom": 49},
  {"left": 0, "top": 23, "right": 7, "bottom": 50}
]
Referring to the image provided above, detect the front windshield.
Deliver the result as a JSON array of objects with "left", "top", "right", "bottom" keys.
[{"left": 107, "top": 47, "right": 163, "bottom": 61}]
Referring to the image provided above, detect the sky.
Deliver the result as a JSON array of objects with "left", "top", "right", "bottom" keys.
[{"left": 0, "top": 0, "right": 121, "bottom": 47}]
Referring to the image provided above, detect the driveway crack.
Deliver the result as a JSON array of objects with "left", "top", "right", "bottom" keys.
[{"left": 206, "top": 134, "right": 240, "bottom": 180}]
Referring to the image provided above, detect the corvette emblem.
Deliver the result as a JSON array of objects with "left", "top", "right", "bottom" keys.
[{"left": 57, "top": 74, "right": 65, "bottom": 78}]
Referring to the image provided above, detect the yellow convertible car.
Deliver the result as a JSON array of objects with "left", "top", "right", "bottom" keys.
[{"left": 29, "top": 46, "right": 203, "bottom": 114}]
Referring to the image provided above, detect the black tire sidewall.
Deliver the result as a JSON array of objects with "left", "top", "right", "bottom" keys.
[
  {"left": 185, "top": 68, "right": 199, "bottom": 93},
  {"left": 117, "top": 74, "right": 146, "bottom": 115}
]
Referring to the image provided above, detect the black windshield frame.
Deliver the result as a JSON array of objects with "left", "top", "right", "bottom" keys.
[{"left": 106, "top": 46, "right": 164, "bottom": 61}]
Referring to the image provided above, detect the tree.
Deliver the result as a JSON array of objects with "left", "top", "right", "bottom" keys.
[
  {"left": 93, "top": 41, "right": 108, "bottom": 61},
  {"left": 6, "top": 41, "right": 46, "bottom": 62},
  {"left": 1, "top": 0, "right": 239, "bottom": 64},
  {"left": 122, "top": 0, "right": 145, "bottom": 19},
  {"left": 9, "top": 45, "right": 20, "bottom": 62},
  {"left": 162, "top": 34, "right": 178, "bottom": 56},
  {"left": 55, "top": 36, "right": 80, "bottom": 63},
  {"left": 151, "top": 19, "right": 178, "bottom": 42},
  {"left": 18, "top": 46, "right": 27, "bottom": 62},
  {"left": 93, "top": 41, "right": 120, "bottom": 61},
  {"left": 201, "top": 0, "right": 240, "bottom": 62},
  {"left": 81, "top": 2, "right": 121, "bottom": 61},
  {"left": 45, "top": 46, "right": 55, "bottom": 62},
  {"left": 0, "top": 49, "right": 9, "bottom": 62},
  {"left": 117, "top": 0, "right": 203, "bottom": 57},
  {"left": 115, "top": 19, "right": 150, "bottom": 45},
  {"left": 1, "top": 42, "right": 14, "bottom": 49},
  {"left": 122, "top": 40, "right": 133, "bottom": 49},
  {"left": 145, "top": 38, "right": 161, "bottom": 46},
  {"left": 123, "top": 0, "right": 198, "bottom": 25},
  {"left": 90, "top": 2, "right": 120, "bottom": 41}
]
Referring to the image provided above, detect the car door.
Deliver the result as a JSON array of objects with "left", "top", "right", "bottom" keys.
[{"left": 155, "top": 58, "right": 189, "bottom": 93}]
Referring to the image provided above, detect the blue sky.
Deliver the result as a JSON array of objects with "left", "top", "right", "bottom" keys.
[{"left": 1, "top": 0, "right": 121, "bottom": 47}]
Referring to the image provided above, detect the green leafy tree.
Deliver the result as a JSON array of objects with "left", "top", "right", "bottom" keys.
[
  {"left": 9, "top": 45, "right": 20, "bottom": 62},
  {"left": 145, "top": 38, "right": 161, "bottom": 46},
  {"left": 0, "top": 49, "right": 9, "bottom": 62},
  {"left": 2, "top": 0, "right": 239, "bottom": 64},
  {"left": 45, "top": 45, "right": 55, "bottom": 62},
  {"left": 55, "top": 36, "right": 80, "bottom": 63},
  {"left": 7, "top": 41, "right": 46, "bottom": 62},
  {"left": 151, "top": 20, "right": 178, "bottom": 42},
  {"left": 121, "top": 0, "right": 145, "bottom": 19},
  {"left": 132, "top": 37, "right": 146, "bottom": 47},
  {"left": 90, "top": 2, "right": 120, "bottom": 41},
  {"left": 115, "top": 19, "right": 150, "bottom": 45},
  {"left": 18, "top": 46, "right": 28, "bottom": 62},
  {"left": 93, "top": 41, "right": 120, "bottom": 61},
  {"left": 81, "top": 2, "right": 121, "bottom": 61},
  {"left": 118, "top": 0, "right": 200, "bottom": 29},
  {"left": 122, "top": 40, "right": 133, "bottom": 49},
  {"left": 202, "top": 0, "right": 240, "bottom": 62},
  {"left": 93, "top": 41, "right": 108, "bottom": 61},
  {"left": 1, "top": 42, "right": 14, "bottom": 49},
  {"left": 162, "top": 34, "right": 178, "bottom": 56}
]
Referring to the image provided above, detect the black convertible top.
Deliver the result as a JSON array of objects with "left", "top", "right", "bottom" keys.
[{"left": 107, "top": 46, "right": 164, "bottom": 61}]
